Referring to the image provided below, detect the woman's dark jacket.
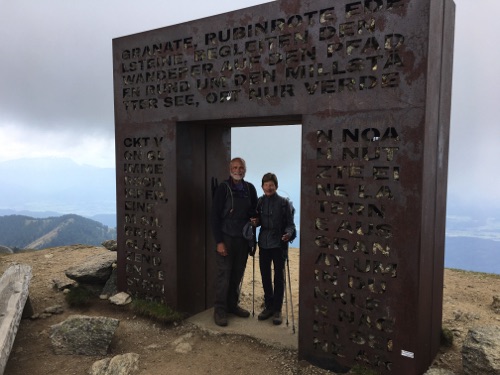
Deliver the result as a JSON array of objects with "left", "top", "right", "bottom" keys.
[{"left": 257, "top": 193, "right": 296, "bottom": 250}]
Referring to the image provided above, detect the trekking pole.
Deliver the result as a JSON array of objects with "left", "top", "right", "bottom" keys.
[
  {"left": 238, "top": 272, "right": 244, "bottom": 304},
  {"left": 286, "top": 257, "right": 296, "bottom": 334},
  {"left": 252, "top": 252, "right": 255, "bottom": 317},
  {"left": 283, "top": 264, "right": 289, "bottom": 327}
]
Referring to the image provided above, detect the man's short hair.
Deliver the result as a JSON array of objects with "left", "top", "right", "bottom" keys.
[
  {"left": 262, "top": 172, "right": 278, "bottom": 188},
  {"left": 230, "top": 157, "right": 246, "bottom": 169}
]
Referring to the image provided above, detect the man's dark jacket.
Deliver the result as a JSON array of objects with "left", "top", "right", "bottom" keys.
[{"left": 211, "top": 178, "right": 258, "bottom": 244}]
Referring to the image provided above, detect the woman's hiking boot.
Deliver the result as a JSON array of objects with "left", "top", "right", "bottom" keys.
[
  {"left": 258, "top": 308, "right": 274, "bottom": 321},
  {"left": 272, "top": 311, "right": 282, "bottom": 325}
]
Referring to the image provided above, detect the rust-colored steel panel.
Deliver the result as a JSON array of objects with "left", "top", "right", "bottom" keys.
[
  {"left": 115, "top": 121, "right": 178, "bottom": 306},
  {"left": 112, "top": 0, "right": 454, "bottom": 373},
  {"left": 300, "top": 109, "right": 427, "bottom": 373}
]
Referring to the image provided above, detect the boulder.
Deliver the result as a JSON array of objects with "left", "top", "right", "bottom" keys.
[
  {"left": 52, "top": 277, "right": 76, "bottom": 291},
  {"left": 100, "top": 267, "right": 118, "bottom": 299},
  {"left": 43, "top": 304, "right": 64, "bottom": 315},
  {"left": 65, "top": 252, "right": 116, "bottom": 284},
  {"left": 102, "top": 240, "right": 118, "bottom": 252},
  {"left": 109, "top": 292, "right": 132, "bottom": 306},
  {"left": 50, "top": 315, "right": 119, "bottom": 356},
  {"left": 462, "top": 326, "right": 500, "bottom": 375},
  {"left": 89, "top": 353, "right": 140, "bottom": 375}
]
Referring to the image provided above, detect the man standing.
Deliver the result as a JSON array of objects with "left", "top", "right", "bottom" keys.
[{"left": 211, "top": 157, "right": 258, "bottom": 327}]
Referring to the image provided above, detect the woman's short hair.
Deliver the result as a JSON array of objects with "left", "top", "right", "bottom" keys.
[{"left": 262, "top": 172, "right": 278, "bottom": 188}]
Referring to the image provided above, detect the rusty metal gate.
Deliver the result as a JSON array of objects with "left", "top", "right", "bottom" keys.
[{"left": 112, "top": 0, "right": 455, "bottom": 373}]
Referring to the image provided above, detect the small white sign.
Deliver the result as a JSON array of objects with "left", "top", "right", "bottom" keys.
[{"left": 401, "top": 350, "right": 415, "bottom": 358}]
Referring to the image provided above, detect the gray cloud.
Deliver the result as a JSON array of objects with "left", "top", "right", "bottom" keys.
[
  {"left": 0, "top": 0, "right": 499, "bottom": 208},
  {"left": 0, "top": 0, "right": 270, "bottom": 134}
]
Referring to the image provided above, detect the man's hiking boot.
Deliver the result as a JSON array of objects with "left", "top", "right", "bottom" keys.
[
  {"left": 258, "top": 308, "right": 274, "bottom": 321},
  {"left": 214, "top": 310, "right": 228, "bottom": 326},
  {"left": 273, "top": 311, "right": 282, "bottom": 325},
  {"left": 228, "top": 305, "right": 250, "bottom": 318}
]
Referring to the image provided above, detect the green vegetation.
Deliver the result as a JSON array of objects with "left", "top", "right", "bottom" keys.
[
  {"left": 131, "top": 299, "right": 184, "bottom": 324},
  {"left": 441, "top": 327, "right": 454, "bottom": 347},
  {"left": 65, "top": 285, "right": 94, "bottom": 307}
]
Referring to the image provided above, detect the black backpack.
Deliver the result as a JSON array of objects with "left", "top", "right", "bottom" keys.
[{"left": 283, "top": 197, "right": 297, "bottom": 243}]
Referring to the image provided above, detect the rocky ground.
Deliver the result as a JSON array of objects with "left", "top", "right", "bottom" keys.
[{"left": 1, "top": 245, "right": 499, "bottom": 375}]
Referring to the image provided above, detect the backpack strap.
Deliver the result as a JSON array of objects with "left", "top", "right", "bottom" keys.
[
  {"left": 222, "top": 180, "right": 251, "bottom": 214},
  {"left": 222, "top": 181, "right": 234, "bottom": 214},
  {"left": 256, "top": 196, "right": 263, "bottom": 214},
  {"left": 281, "top": 197, "right": 297, "bottom": 243}
]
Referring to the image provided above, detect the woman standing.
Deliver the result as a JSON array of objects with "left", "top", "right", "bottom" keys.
[{"left": 254, "top": 173, "right": 296, "bottom": 325}]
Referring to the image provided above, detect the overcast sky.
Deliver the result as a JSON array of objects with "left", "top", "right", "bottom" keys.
[{"left": 0, "top": 0, "right": 499, "bottom": 211}]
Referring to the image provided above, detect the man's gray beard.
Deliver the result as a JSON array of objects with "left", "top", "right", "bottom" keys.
[{"left": 231, "top": 173, "right": 243, "bottom": 181}]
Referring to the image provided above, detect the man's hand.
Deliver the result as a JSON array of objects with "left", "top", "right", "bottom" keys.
[{"left": 216, "top": 242, "right": 228, "bottom": 256}]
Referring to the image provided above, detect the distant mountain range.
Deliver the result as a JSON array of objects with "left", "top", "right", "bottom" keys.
[
  {"left": 0, "top": 157, "right": 498, "bottom": 273},
  {"left": 0, "top": 208, "right": 116, "bottom": 228},
  {"left": 0, "top": 212, "right": 498, "bottom": 274},
  {"left": 0, "top": 213, "right": 116, "bottom": 252}
]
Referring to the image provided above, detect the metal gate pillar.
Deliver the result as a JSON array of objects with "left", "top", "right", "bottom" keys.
[{"left": 113, "top": 1, "right": 455, "bottom": 373}]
